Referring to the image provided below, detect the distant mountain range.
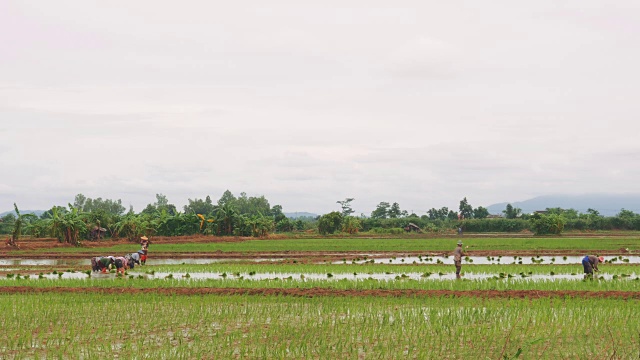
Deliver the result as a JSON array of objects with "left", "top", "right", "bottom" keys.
[
  {"left": 1, "top": 209, "right": 319, "bottom": 219},
  {"left": 284, "top": 212, "right": 318, "bottom": 219},
  {"left": 486, "top": 194, "right": 640, "bottom": 216},
  {"left": 0, "top": 209, "right": 45, "bottom": 218}
]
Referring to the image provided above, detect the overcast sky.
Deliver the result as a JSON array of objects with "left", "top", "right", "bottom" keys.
[{"left": 1, "top": 1, "right": 639, "bottom": 215}]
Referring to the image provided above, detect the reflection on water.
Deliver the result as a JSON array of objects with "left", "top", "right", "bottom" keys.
[
  {"left": 6, "top": 271, "right": 638, "bottom": 282},
  {"left": 2, "top": 255, "right": 638, "bottom": 267},
  {"left": 336, "top": 256, "right": 640, "bottom": 265},
  {"left": 0, "top": 258, "right": 271, "bottom": 266}
]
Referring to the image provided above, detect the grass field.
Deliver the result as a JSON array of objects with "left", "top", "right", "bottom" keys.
[
  {"left": 1, "top": 293, "right": 638, "bottom": 359},
  {"left": 21, "top": 236, "right": 640, "bottom": 254}
]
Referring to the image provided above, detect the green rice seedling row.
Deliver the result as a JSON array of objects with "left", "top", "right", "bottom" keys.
[{"left": 0, "top": 293, "right": 638, "bottom": 359}]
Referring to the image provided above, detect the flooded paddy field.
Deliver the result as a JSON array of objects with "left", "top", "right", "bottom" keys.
[
  {"left": 2, "top": 254, "right": 638, "bottom": 267},
  {"left": 2, "top": 236, "right": 640, "bottom": 359}
]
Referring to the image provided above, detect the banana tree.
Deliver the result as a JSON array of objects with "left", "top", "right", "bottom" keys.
[
  {"left": 197, "top": 213, "right": 215, "bottom": 235},
  {"left": 47, "top": 205, "right": 87, "bottom": 246},
  {"left": 248, "top": 214, "right": 274, "bottom": 237},
  {"left": 114, "top": 213, "right": 145, "bottom": 242},
  {"left": 216, "top": 203, "right": 237, "bottom": 235},
  {"left": 7, "top": 204, "right": 38, "bottom": 247}
]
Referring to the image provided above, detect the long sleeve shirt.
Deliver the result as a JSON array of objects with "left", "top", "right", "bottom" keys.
[
  {"left": 453, "top": 246, "right": 464, "bottom": 262},
  {"left": 588, "top": 255, "right": 600, "bottom": 271}
]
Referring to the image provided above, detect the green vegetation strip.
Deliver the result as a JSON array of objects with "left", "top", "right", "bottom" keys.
[
  {"left": 0, "top": 293, "right": 638, "bottom": 359},
  {"left": 145, "top": 263, "right": 640, "bottom": 275},
  {"left": 1, "top": 277, "right": 640, "bottom": 292},
  {"left": 28, "top": 237, "right": 640, "bottom": 254}
]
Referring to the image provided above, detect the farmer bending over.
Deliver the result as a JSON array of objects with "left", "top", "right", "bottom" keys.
[
  {"left": 582, "top": 255, "right": 604, "bottom": 279},
  {"left": 98, "top": 256, "right": 115, "bottom": 274},
  {"left": 114, "top": 256, "right": 128, "bottom": 275}
]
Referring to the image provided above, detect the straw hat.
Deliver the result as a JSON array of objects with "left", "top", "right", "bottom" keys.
[
  {"left": 141, "top": 236, "right": 148, "bottom": 240},
  {"left": 457, "top": 240, "right": 463, "bottom": 245}
]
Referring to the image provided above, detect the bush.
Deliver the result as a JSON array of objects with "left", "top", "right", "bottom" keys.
[
  {"left": 529, "top": 213, "right": 566, "bottom": 235},
  {"left": 317, "top": 212, "right": 343, "bottom": 235}
]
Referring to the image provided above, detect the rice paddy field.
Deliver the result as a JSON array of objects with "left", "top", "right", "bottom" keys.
[{"left": 1, "top": 235, "right": 639, "bottom": 359}]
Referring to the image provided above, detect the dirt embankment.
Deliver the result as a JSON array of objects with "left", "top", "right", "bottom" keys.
[{"left": 0, "top": 286, "right": 638, "bottom": 299}]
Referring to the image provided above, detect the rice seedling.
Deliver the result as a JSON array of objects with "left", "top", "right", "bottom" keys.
[{"left": 0, "top": 292, "right": 638, "bottom": 359}]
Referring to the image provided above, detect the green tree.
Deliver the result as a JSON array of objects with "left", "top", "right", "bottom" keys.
[
  {"left": 388, "top": 202, "right": 403, "bottom": 218},
  {"left": 371, "top": 202, "right": 390, "bottom": 219},
  {"left": 79, "top": 196, "right": 126, "bottom": 216},
  {"left": 184, "top": 196, "right": 215, "bottom": 215},
  {"left": 73, "top": 193, "right": 87, "bottom": 210},
  {"left": 473, "top": 206, "right": 489, "bottom": 219},
  {"left": 458, "top": 197, "right": 473, "bottom": 219},
  {"left": 7, "top": 204, "right": 38, "bottom": 247},
  {"left": 529, "top": 213, "right": 566, "bottom": 235},
  {"left": 546, "top": 207, "right": 578, "bottom": 219},
  {"left": 318, "top": 211, "right": 343, "bottom": 235},
  {"left": 275, "top": 217, "right": 293, "bottom": 233},
  {"left": 586, "top": 208, "right": 600, "bottom": 217},
  {"left": 142, "top": 193, "right": 178, "bottom": 216},
  {"left": 428, "top": 207, "right": 449, "bottom": 221},
  {"left": 248, "top": 214, "right": 274, "bottom": 237},
  {"left": 46, "top": 205, "right": 87, "bottom": 246},
  {"left": 217, "top": 190, "right": 237, "bottom": 207},
  {"left": 271, "top": 204, "right": 287, "bottom": 223},
  {"left": 114, "top": 213, "right": 147, "bottom": 242},
  {"left": 0, "top": 213, "right": 15, "bottom": 234},
  {"left": 341, "top": 216, "right": 361, "bottom": 234},
  {"left": 503, "top": 204, "right": 522, "bottom": 219},
  {"left": 336, "top": 198, "right": 355, "bottom": 217},
  {"left": 216, "top": 203, "right": 238, "bottom": 235}
]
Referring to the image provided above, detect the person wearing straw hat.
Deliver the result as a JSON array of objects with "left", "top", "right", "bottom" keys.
[
  {"left": 582, "top": 255, "right": 604, "bottom": 279},
  {"left": 140, "top": 236, "right": 150, "bottom": 250},
  {"left": 453, "top": 240, "right": 464, "bottom": 279}
]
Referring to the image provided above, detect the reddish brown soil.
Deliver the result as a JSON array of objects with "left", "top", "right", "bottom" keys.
[{"left": 0, "top": 286, "right": 638, "bottom": 299}]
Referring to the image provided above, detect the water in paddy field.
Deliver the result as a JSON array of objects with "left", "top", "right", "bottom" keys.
[
  {"left": 6, "top": 271, "right": 639, "bottom": 282},
  {"left": 334, "top": 255, "right": 640, "bottom": 265},
  {"left": 1, "top": 255, "right": 639, "bottom": 267},
  {"left": 0, "top": 258, "right": 263, "bottom": 266}
]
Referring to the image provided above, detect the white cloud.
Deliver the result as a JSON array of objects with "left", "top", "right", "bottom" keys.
[{"left": 1, "top": 0, "right": 639, "bottom": 214}]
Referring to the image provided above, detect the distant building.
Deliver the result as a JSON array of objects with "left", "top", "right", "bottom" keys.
[
  {"left": 404, "top": 223, "right": 421, "bottom": 232},
  {"left": 486, "top": 214, "right": 504, "bottom": 219}
]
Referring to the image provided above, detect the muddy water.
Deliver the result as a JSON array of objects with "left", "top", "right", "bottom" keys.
[{"left": 336, "top": 255, "right": 640, "bottom": 265}]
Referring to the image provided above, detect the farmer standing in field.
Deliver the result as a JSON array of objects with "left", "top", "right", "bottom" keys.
[
  {"left": 582, "top": 255, "right": 604, "bottom": 279},
  {"left": 140, "top": 236, "right": 150, "bottom": 250},
  {"left": 140, "top": 236, "right": 150, "bottom": 264},
  {"left": 453, "top": 240, "right": 464, "bottom": 279}
]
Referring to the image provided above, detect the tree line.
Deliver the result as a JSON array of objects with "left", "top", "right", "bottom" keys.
[
  {"left": 2, "top": 194, "right": 640, "bottom": 245},
  {"left": 319, "top": 198, "right": 640, "bottom": 236}
]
